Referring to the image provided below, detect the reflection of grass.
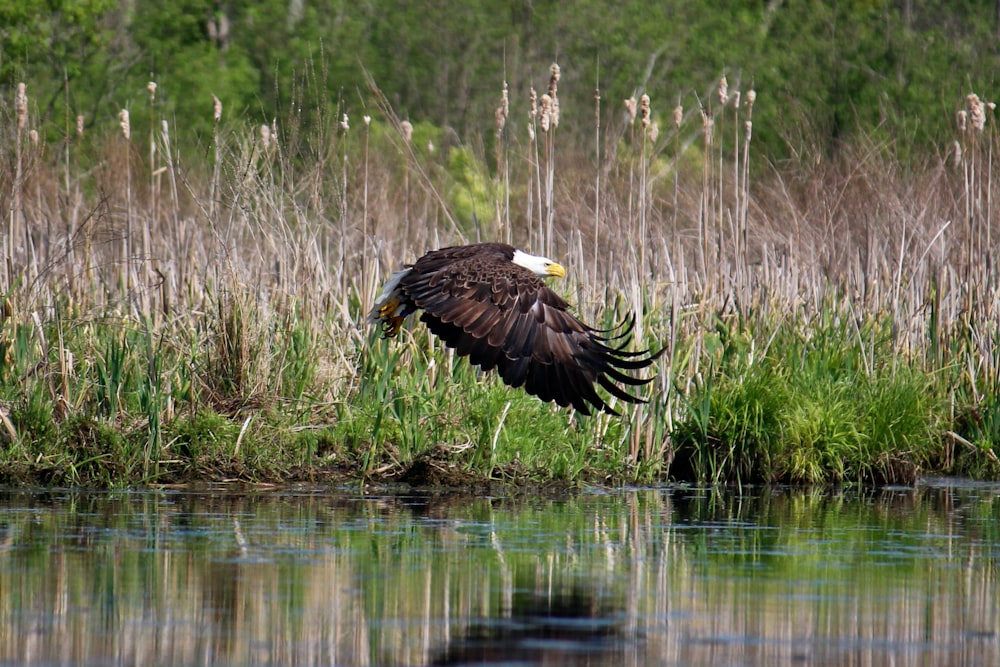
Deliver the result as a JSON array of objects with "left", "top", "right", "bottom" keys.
[{"left": 0, "top": 487, "right": 996, "bottom": 665}]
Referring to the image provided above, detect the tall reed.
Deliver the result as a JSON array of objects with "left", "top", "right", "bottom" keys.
[{"left": 1, "top": 70, "right": 998, "bottom": 486}]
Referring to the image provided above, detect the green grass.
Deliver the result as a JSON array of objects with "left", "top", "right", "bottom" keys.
[{"left": 670, "top": 306, "right": 946, "bottom": 485}]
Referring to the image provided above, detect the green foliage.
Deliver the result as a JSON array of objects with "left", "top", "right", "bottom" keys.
[
  {"left": 57, "top": 414, "right": 131, "bottom": 486},
  {"left": 5, "top": 1, "right": 998, "bottom": 159},
  {"left": 671, "top": 306, "right": 944, "bottom": 486},
  {"left": 951, "top": 375, "right": 1000, "bottom": 478},
  {"left": 671, "top": 321, "right": 789, "bottom": 485},
  {"left": 168, "top": 410, "right": 240, "bottom": 462},
  {"left": 446, "top": 145, "right": 494, "bottom": 234},
  {"left": 0, "top": 0, "right": 117, "bottom": 116}
]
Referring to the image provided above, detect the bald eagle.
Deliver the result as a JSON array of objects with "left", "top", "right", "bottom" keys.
[{"left": 369, "top": 243, "right": 664, "bottom": 415}]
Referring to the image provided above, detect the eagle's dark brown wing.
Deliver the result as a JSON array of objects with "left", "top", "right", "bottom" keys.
[{"left": 399, "top": 249, "right": 662, "bottom": 415}]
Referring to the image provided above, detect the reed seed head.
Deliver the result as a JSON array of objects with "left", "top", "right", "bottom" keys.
[
  {"left": 733, "top": 91, "right": 741, "bottom": 109},
  {"left": 640, "top": 94, "right": 651, "bottom": 129},
  {"left": 952, "top": 140, "right": 962, "bottom": 166},
  {"left": 213, "top": 95, "right": 222, "bottom": 123},
  {"left": 548, "top": 63, "right": 560, "bottom": 98},
  {"left": 29, "top": 129, "right": 39, "bottom": 145},
  {"left": 118, "top": 109, "right": 131, "bottom": 140},
  {"left": 363, "top": 115, "right": 371, "bottom": 127},
  {"left": 260, "top": 123, "right": 272, "bottom": 149},
  {"left": 718, "top": 75, "right": 729, "bottom": 106},
  {"left": 530, "top": 87, "right": 538, "bottom": 119},
  {"left": 625, "top": 96, "right": 637, "bottom": 125},
  {"left": 701, "top": 108, "right": 714, "bottom": 141},
  {"left": 495, "top": 81, "right": 509, "bottom": 134},
  {"left": 16, "top": 83, "right": 27, "bottom": 130},
  {"left": 340, "top": 113, "right": 350, "bottom": 132},
  {"left": 147, "top": 81, "right": 157, "bottom": 101},
  {"left": 956, "top": 109, "right": 968, "bottom": 133},
  {"left": 967, "top": 93, "right": 986, "bottom": 132},
  {"left": 744, "top": 119, "right": 753, "bottom": 141},
  {"left": 647, "top": 121, "right": 659, "bottom": 143},
  {"left": 539, "top": 93, "right": 552, "bottom": 132},
  {"left": 76, "top": 115, "right": 85, "bottom": 137},
  {"left": 400, "top": 119, "right": 413, "bottom": 143},
  {"left": 542, "top": 64, "right": 560, "bottom": 129},
  {"left": 673, "top": 104, "right": 683, "bottom": 129}
]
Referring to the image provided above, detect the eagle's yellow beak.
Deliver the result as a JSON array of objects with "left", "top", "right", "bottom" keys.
[{"left": 547, "top": 262, "right": 567, "bottom": 278}]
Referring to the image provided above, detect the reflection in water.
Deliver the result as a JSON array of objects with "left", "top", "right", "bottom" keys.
[
  {"left": 430, "top": 583, "right": 637, "bottom": 666},
  {"left": 0, "top": 482, "right": 997, "bottom": 666}
]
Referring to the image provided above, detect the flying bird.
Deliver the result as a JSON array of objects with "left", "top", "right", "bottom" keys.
[{"left": 369, "top": 242, "right": 664, "bottom": 415}]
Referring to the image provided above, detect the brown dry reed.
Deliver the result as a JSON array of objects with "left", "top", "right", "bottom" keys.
[{"left": 2, "top": 72, "right": 999, "bottom": 480}]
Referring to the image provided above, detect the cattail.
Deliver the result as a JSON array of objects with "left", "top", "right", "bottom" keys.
[
  {"left": 547, "top": 64, "right": 560, "bottom": 128},
  {"left": 212, "top": 95, "right": 222, "bottom": 123},
  {"left": 76, "top": 115, "right": 84, "bottom": 137},
  {"left": 539, "top": 93, "right": 552, "bottom": 132},
  {"left": 400, "top": 119, "right": 413, "bottom": 143},
  {"left": 718, "top": 75, "right": 729, "bottom": 106},
  {"left": 744, "top": 119, "right": 753, "bottom": 142},
  {"left": 701, "top": 107, "right": 714, "bottom": 141},
  {"left": 426, "top": 140, "right": 435, "bottom": 153},
  {"left": 15, "top": 83, "right": 28, "bottom": 130},
  {"left": 527, "top": 122, "right": 535, "bottom": 142},
  {"left": 495, "top": 79, "right": 509, "bottom": 133},
  {"left": 363, "top": 115, "right": 371, "bottom": 127},
  {"left": 647, "top": 121, "right": 659, "bottom": 143},
  {"left": 147, "top": 81, "right": 157, "bottom": 101},
  {"left": 260, "top": 123, "right": 272, "bottom": 150},
  {"left": 625, "top": 96, "right": 637, "bottom": 125},
  {"left": 339, "top": 113, "right": 349, "bottom": 132},
  {"left": 953, "top": 140, "right": 963, "bottom": 167},
  {"left": 673, "top": 104, "right": 683, "bottom": 129},
  {"left": 118, "top": 109, "right": 131, "bottom": 139},
  {"left": 29, "top": 129, "right": 39, "bottom": 145},
  {"left": 733, "top": 91, "right": 741, "bottom": 109},
  {"left": 967, "top": 93, "right": 985, "bottom": 132},
  {"left": 956, "top": 109, "right": 968, "bottom": 133},
  {"left": 529, "top": 87, "right": 538, "bottom": 119},
  {"left": 548, "top": 63, "right": 560, "bottom": 98},
  {"left": 640, "top": 94, "right": 651, "bottom": 129},
  {"left": 745, "top": 89, "right": 756, "bottom": 118}
]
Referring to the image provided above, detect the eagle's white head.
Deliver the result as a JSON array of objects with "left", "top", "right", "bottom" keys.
[{"left": 512, "top": 249, "right": 567, "bottom": 278}]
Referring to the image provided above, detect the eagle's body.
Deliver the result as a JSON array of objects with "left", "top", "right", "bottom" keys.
[{"left": 369, "top": 243, "right": 662, "bottom": 415}]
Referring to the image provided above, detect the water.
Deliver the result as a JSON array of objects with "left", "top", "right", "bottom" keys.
[{"left": 1, "top": 481, "right": 997, "bottom": 666}]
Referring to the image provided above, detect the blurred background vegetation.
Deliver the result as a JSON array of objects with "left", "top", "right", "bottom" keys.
[{"left": 3, "top": 0, "right": 999, "bottom": 161}]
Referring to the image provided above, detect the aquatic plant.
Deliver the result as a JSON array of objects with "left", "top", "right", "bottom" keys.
[{"left": 0, "top": 69, "right": 997, "bottom": 487}]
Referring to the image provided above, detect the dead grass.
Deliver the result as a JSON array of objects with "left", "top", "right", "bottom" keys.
[{"left": 1, "top": 70, "right": 998, "bottom": 484}]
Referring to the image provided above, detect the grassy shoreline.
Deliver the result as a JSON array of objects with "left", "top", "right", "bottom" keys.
[{"left": 2, "top": 73, "right": 999, "bottom": 488}]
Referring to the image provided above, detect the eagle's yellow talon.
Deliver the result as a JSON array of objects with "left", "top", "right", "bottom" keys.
[
  {"left": 382, "top": 316, "right": 404, "bottom": 338},
  {"left": 377, "top": 299, "right": 399, "bottom": 319}
]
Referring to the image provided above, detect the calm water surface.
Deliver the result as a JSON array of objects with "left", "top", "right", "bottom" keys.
[{"left": 1, "top": 481, "right": 998, "bottom": 666}]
